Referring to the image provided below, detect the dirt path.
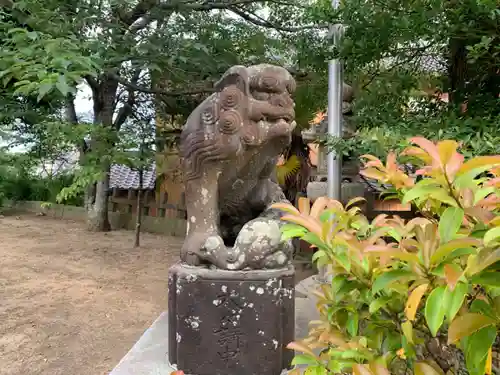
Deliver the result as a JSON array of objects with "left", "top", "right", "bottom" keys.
[
  {"left": 0, "top": 215, "right": 182, "bottom": 375},
  {"left": 0, "top": 214, "right": 315, "bottom": 375}
]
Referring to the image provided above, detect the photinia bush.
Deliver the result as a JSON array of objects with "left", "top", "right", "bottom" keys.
[{"left": 271, "top": 137, "right": 500, "bottom": 375}]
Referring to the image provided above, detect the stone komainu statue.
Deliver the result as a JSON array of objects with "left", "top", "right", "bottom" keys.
[{"left": 179, "top": 64, "right": 297, "bottom": 270}]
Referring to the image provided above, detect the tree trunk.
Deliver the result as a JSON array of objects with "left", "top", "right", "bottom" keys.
[
  {"left": 448, "top": 37, "right": 468, "bottom": 110},
  {"left": 83, "top": 179, "right": 96, "bottom": 210},
  {"left": 65, "top": 93, "right": 111, "bottom": 231},
  {"left": 86, "top": 165, "right": 111, "bottom": 232},
  {"left": 84, "top": 138, "right": 111, "bottom": 232},
  {"left": 85, "top": 77, "right": 118, "bottom": 231},
  {"left": 65, "top": 95, "right": 78, "bottom": 124},
  {"left": 134, "top": 169, "right": 143, "bottom": 247}
]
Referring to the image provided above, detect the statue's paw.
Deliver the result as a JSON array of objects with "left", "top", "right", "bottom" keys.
[
  {"left": 233, "top": 217, "right": 293, "bottom": 269},
  {"left": 181, "top": 232, "right": 226, "bottom": 266},
  {"left": 200, "top": 234, "right": 227, "bottom": 260},
  {"left": 262, "top": 250, "right": 290, "bottom": 268}
]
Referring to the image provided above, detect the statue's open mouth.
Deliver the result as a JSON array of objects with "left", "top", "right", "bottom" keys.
[
  {"left": 269, "top": 117, "right": 296, "bottom": 137},
  {"left": 277, "top": 113, "right": 294, "bottom": 123}
]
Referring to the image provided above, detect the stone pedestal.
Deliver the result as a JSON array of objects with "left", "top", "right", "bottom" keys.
[{"left": 168, "top": 263, "right": 295, "bottom": 375}]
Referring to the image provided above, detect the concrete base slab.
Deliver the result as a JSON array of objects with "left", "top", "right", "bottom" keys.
[
  {"left": 295, "top": 275, "right": 321, "bottom": 298},
  {"left": 110, "top": 277, "right": 324, "bottom": 375},
  {"left": 109, "top": 312, "right": 175, "bottom": 375},
  {"left": 294, "top": 275, "right": 321, "bottom": 340}
]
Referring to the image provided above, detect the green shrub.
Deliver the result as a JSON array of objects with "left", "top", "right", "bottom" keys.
[
  {"left": 273, "top": 137, "right": 500, "bottom": 375},
  {"left": 0, "top": 170, "right": 83, "bottom": 207},
  {"left": 322, "top": 114, "right": 500, "bottom": 162}
]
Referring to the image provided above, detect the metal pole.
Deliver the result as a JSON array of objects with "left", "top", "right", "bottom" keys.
[
  {"left": 320, "top": 0, "right": 343, "bottom": 283},
  {"left": 327, "top": 61, "right": 343, "bottom": 199},
  {"left": 326, "top": 0, "right": 343, "bottom": 201}
]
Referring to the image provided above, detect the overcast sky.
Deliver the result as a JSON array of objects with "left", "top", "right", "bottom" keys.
[
  {"left": 0, "top": 82, "right": 94, "bottom": 153},
  {"left": 75, "top": 82, "right": 94, "bottom": 119}
]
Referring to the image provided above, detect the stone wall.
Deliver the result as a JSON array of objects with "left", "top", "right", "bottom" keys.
[{"left": 3, "top": 201, "right": 187, "bottom": 237}]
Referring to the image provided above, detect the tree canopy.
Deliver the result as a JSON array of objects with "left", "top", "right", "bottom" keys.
[
  {"left": 0, "top": 0, "right": 498, "bottom": 229},
  {"left": 321, "top": 0, "right": 500, "bottom": 158},
  {"left": 0, "top": 0, "right": 330, "bottom": 229}
]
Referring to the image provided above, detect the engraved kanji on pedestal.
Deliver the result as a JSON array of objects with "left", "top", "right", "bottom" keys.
[{"left": 168, "top": 264, "right": 295, "bottom": 375}]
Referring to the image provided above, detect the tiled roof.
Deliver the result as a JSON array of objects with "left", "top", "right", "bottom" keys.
[
  {"left": 368, "top": 51, "right": 447, "bottom": 78},
  {"left": 416, "top": 54, "right": 447, "bottom": 73},
  {"left": 109, "top": 163, "right": 156, "bottom": 190}
]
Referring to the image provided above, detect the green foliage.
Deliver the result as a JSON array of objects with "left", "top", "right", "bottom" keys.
[
  {"left": 339, "top": 0, "right": 499, "bottom": 112},
  {"left": 273, "top": 137, "right": 500, "bottom": 375},
  {"left": 319, "top": 127, "right": 411, "bottom": 161},
  {"left": 0, "top": 6, "right": 99, "bottom": 102},
  {"left": 33, "top": 174, "right": 83, "bottom": 206},
  {"left": 307, "top": 0, "right": 499, "bottom": 163},
  {"left": 116, "top": 113, "right": 156, "bottom": 172},
  {"left": 0, "top": 0, "right": 329, "bottom": 227},
  {"left": 0, "top": 151, "right": 83, "bottom": 207},
  {"left": 322, "top": 112, "right": 500, "bottom": 162}
]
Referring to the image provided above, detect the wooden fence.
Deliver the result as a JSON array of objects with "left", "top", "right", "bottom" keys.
[
  {"left": 3, "top": 194, "right": 413, "bottom": 239},
  {"left": 4, "top": 201, "right": 187, "bottom": 237}
]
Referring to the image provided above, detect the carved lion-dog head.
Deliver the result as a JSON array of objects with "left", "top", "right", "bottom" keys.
[
  {"left": 213, "top": 64, "right": 296, "bottom": 148},
  {"left": 180, "top": 64, "right": 296, "bottom": 181}
]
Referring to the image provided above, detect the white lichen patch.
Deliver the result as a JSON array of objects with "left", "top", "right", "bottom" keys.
[
  {"left": 185, "top": 274, "right": 198, "bottom": 283},
  {"left": 232, "top": 315, "right": 241, "bottom": 326},
  {"left": 257, "top": 120, "right": 266, "bottom": 131},
  {"left": 256, "top": 287, "right": 264, "bottom": 295},
  {"left": 272, "top": 339, "right": 278, "bottom": 349},
  {"left": 248, "top": 303, "right": 254, "bottom": 308},
  {"left": 185, "top": 316, "right": 202, "bottom": 330},
  {"left": 276, "top": 252, "right": 287, "bottom": 265},
  {"left": 201, "top": 188, "right": 210, "bottom": 205},
  {"left": 190, "top": 216, "right": 196, "bottom": 223},
  {"left": 176, "top": 333, "right": 182, "bottom": 343},
  {"left": 244, "top": 220, "right": 282, "bottom": 248},
  {"left": 213, "top": 299, "right": 222, "bottom": 306},
  {"left": 258, "top": 330, "right": 265, "bottom": 336},
  {"left": 204, "top": 236, "right": 222, "bottom": 252},
  {"left": 237, "top": 228, "right": 255, "bottom": 245},
  {"left": 266, "top": 278, "right": 277, "bottom": 287},
  {"left": 249, "top": 285, "right": 255, "bottom": 291},
  {"left": 283, "top": 288, "right": 294, "bottom": 299},
  {"left": 221, "top": 285, "right": 227, "bottom": 292}
]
